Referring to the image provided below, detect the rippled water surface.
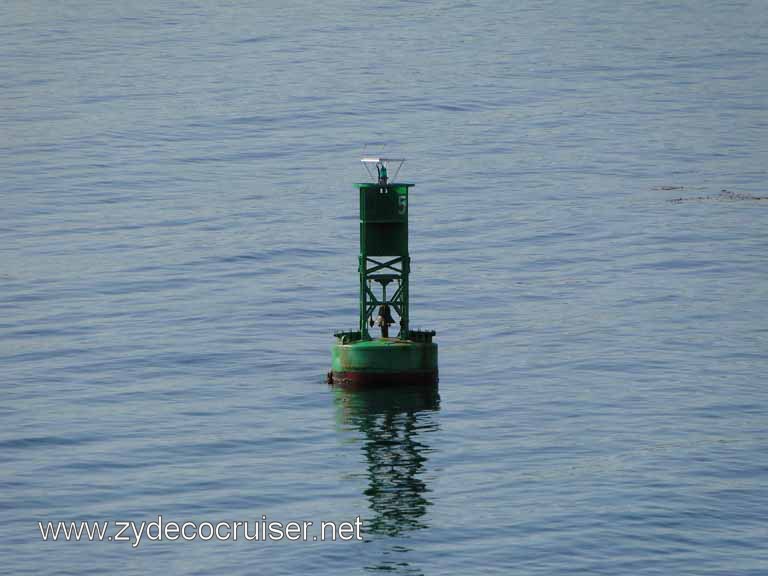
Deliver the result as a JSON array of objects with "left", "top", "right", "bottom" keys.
[{"left": 2, "top": 1, "right": 767, "bottom": 574}]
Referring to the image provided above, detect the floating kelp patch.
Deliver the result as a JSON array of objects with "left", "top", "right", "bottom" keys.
[
  {"left": 668, "top": 189, "right": 767, "bottom": 203},
  {"left": 653, "top": 185, "right": 685, "bottom": 191}
]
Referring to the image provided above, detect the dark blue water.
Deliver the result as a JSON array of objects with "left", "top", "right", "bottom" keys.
[{"left": 2, "top": 1, "right": 767, "bottom": 574}]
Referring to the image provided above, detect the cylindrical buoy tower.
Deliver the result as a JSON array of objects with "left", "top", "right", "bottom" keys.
[{"left": 330, "top": 157, "right": 438, "bottom": 388}]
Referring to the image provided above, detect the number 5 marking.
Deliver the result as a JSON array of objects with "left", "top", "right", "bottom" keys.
[{"left": 398, "top": 196, "right": 407, "bottom": 215}]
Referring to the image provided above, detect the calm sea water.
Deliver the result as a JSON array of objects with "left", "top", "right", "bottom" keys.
[{"left": 2, "top": 1, "right": 767, "bottom": 574}]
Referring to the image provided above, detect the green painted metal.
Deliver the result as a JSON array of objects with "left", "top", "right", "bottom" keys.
[
  {"left": 356, "top": 182, "right": 413, "bottom": 340},
  {"left": 331, "top": 338, "right": 437, "bottom": 374}
]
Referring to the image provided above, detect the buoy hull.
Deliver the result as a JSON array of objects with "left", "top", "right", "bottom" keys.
[{"left": 330, "top": 338, "right": 438, "bottom": 389}]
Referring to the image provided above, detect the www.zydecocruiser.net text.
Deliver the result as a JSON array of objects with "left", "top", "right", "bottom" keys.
[{"left": 38, "top": 516, "right": 364, "bottom": 547}]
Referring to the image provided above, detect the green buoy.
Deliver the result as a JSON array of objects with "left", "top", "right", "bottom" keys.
[{"left": 329, "top": 157, "right": 438, "bottom": 388}]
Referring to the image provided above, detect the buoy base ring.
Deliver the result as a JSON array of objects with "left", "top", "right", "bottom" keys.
[{"left": 330, "top": 337, "right": 438, "bottom": 389}]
